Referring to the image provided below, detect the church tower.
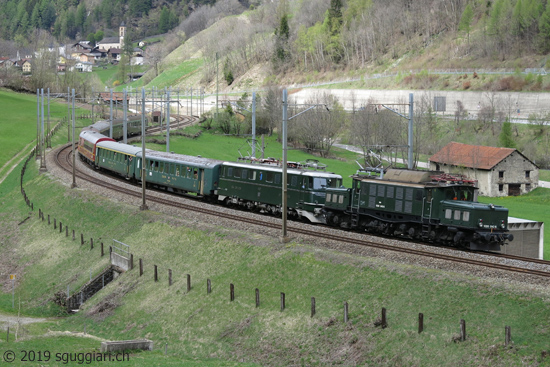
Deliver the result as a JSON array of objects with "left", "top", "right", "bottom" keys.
[{"left": 119, "top": 22, "right": 126, "bottom": 48}]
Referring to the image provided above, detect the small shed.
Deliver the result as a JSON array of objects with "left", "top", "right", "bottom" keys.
[{"left": 429, "top": 142, "right": 539, "bottom": 197}]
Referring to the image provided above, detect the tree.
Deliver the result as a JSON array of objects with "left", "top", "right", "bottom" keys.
[
  {"left": 87, "top": 33, "right": 96, "bottom": 46},
  {"left": 273, "top": 13, "right": 290, "bottom": 67},
  {"left": 291, "top": 92, "right": 345, "bottom": 157},
  {"left": 538, "top": 5, "right": 550, "bottom": 52},
  {"left": 459, "top": 3, "right": 474, "bottom": 47},
  {"left": 159, "top": 6, "right": 171, "bottom": 34},
  {"left": 499, "top": 119, "right": 516, "bottom": 148}
]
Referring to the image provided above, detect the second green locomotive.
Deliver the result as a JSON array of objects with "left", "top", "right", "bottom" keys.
[{"left": 324, "top": 168, "right": 513, "bottom": 251}]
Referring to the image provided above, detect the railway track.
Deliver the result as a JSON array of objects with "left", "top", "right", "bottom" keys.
[{"left": 53, "top": 139, "right": 550, "bottom": 281}]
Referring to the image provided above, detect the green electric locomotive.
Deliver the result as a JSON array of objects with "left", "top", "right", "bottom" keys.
[
  {"left": 324, "top": 168, "right": 513, "bottom": 251},
  {"left": 218, "top": 160, "right": 342, "bottom": 223}
]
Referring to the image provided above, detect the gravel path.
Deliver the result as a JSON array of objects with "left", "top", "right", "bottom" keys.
[
  {"left": 42, "top": 146, "right": 550, "bottom": 298},
  {"left": 0, "top": 313, "right": 47, "bottom": 330}
]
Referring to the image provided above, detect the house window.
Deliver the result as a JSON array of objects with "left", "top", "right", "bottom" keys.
[
  {"left": 525, "top": 170, "right": 531, "bottom": 178},
  {"left": 499, "top": 184, "right": 504, "bottom": 192},
  {"left": 435, "top": 164, "right": 440, "bottom": 171},
  {"left": 499, "top": 171, "right": 504, "bottom": 179}
]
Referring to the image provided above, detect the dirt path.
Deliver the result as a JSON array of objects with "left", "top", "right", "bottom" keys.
[{"left": 0, "top": 312, "right": 47, "bottom": 330}]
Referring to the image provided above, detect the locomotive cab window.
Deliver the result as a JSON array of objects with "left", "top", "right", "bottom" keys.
[
  {"left": 291, "top": 176, "right": 298, "bottom": 187},
  {"left": 326, "top": 193, "right": 332, "bottom": 202},
  {"left": 463, "top": 211, "right": 470, "bottom": 222},
  {"left": 445, "top": 209, "right": 452, "bottom": 219},
  {"left": 266, "top": 172, "right": 274, "bottom": 183},
  {"left": 313, "top": 178, "right": 328, "bottom": 189},
  {"left": 454, "top": 210, "right": 461, "bottom": 221},
  {"left": 249, "top": 170, "right": 256, "bottom": 180}
]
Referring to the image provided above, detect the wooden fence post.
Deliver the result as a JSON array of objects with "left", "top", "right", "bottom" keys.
[
  {"left": 460, "top": 319, "right": 466, "bottom": 341},
  {"left": 59, "top": 222, "right": 62, "bottom": 233},
  {"left": 168, "top": 269, "right": 172, "bottom": 286},
  {"left": 207, "top": 279, "right": 211, "bottom": 294},
  {"left": 48, "top": 214, "right": 50, "bottom": 225},
  {"left": 101, "top": 243, "right": 104, "bottom": 257},
  {"left": 255, "top": 288, "right": 260, "bottom": 308},
  {"left": 186, "top": 274, "right": 191, "bottom": 292},
  {"left": 139, "top": 259, "right": 143, "bottom": 276},
  {"left": 505, "top": 326, "right": 511, "bottom": 346},
  {"left": 230, "top": 283, "right": 234, "bottom": 301},
  {"left": 418, "top": 313, "right": 424, "bottom": 334},
  {"left": 54, "top": 218, "right": 57, "bottom": 229},
  {"left": 66, "top": 226, "right": 68, "bottom": 237},
  {"left": 154, "top": 265, "right": 158, "bottom": 282},
  {"left": 344, "top": 302, "right": 349, "bottom": 323},
  {"left": 280, "top": 292, "right": 285, "bottom": 311},
  {"left": 381, "top": 307, "right": 387, "bottom": 329},
  {"left": 81, "top": 233, "right": 84, "bottom": 245},
  {"left": 130, "top": 254, "right": 134, "bottom": 270},
  {"left": 72, "top": 230, "right": 75, "bottom": 241},
  {"left": 311, "top": 297, "right": 316, "bottom": 318},
  {"left": 90, "top": 238, "right": 93, "bottom": 250}
]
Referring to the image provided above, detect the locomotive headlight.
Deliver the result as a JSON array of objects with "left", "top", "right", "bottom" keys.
[
  {"left": 478, "top": 219, "right": 483, "bottom": 227},
  {"left": 501, "top": 220, "right": 506, "bottom": 229}
]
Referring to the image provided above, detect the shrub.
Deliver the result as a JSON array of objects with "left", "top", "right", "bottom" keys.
[{"left": 462, "top": 81, "right": 471, "bottom": 90}]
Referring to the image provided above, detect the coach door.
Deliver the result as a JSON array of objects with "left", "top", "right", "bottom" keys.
[{"left": 199, "top": 168, "right": 205, "bottom": 195}]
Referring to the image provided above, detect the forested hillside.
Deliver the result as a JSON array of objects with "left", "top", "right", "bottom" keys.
[{"left": 0, "top": 0, "right": 242, "bottom": 44}]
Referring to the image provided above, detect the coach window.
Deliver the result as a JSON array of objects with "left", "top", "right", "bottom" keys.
[
  {"left": 227, "top": 167, "right": 233, "bottom": 177},
  {"left": 445, "top": 209, "right": 452, "bottom": 219},
  {"left": 249, "top": 170, "right": 256, "bottom": 180},
  {"left": 463, "top": 211, "right": 470, "bottom": 222},
  {"left": 234, "top": 168, "right": 241, "bottom": 178},
  {"left": 326, "top": 193, "right": 332, "bottom": 202},
  {"left": 194, "top": 170, "right": 198, "bottom": 179},
  {"left": 175, "top": 166, "right": 180, "bottom": 176},
  {"left": 291, "top": 176, "right": 298, "bottom": 187},
  {"left": 170, "top": 164, "right": 176, "bottom": 175},
  {"left": 242, "top": 169, "right": 248, "bottom": 179},
  {"left": 339, "top": 195, "right": 344, "bottom": 204},
  {"left": 160, "top": 162, "right": 165, "bottom": 173}
]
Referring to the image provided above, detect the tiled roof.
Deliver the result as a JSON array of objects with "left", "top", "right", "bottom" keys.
[{"left": 429, "top": 142, "right": 516, "bottom": 170}]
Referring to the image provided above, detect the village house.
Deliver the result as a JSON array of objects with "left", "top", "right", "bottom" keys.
[{"left": 429, "top": 142, "right": 539, "bottom": 197}]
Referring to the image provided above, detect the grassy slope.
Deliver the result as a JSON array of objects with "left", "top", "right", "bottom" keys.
[
  {"left": 2, "top": 154, "right": 550, "bottom": 366},
  {"left": 0, "top": 89, "right": 67, "bottom": 170}
]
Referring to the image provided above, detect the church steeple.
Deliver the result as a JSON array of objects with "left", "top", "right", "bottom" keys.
[{"left": 119, "top": 22, "right": 126, "bottom": 48}]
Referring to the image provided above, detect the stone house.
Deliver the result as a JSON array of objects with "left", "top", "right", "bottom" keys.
[{"left": 428, "top": 142, "right": 539, "bottom": 197}]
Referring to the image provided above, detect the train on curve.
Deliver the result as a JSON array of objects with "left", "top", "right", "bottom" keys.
[{"left": 78, "top": 119, "right": 513, "bottom": 251}]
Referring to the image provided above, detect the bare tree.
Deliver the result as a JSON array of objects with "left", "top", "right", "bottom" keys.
[{"left": 291, "top": 92, "right": 345, "bottom": 157}]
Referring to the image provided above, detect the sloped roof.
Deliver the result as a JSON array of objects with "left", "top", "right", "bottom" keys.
[{"left": 429, "top": 142, "right": 519, "bottom": 170}]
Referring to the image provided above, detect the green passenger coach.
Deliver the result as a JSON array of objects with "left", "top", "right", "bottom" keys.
[{"left": 136, "top": 150, "right": 224, "bottom": 196}]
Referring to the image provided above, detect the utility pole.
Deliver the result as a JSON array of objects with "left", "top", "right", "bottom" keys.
[
  {"left": 140, "top": 88, "right": 148, "bottom": 211},
  {"left": 71, "top": 89, "right": 77, "bottom": 188},
  {"left": 40, "top": 89, "right": 46, "bottom": 171}
]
